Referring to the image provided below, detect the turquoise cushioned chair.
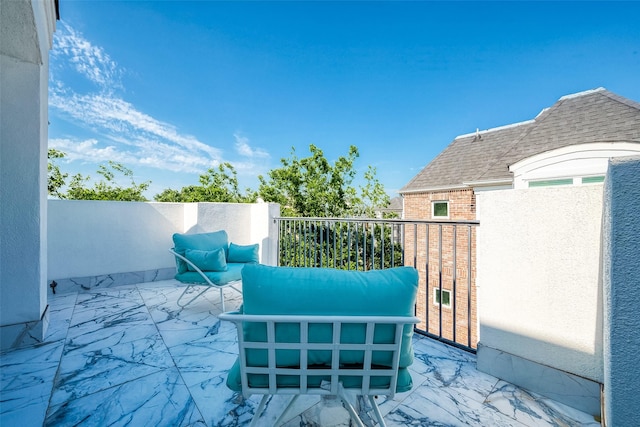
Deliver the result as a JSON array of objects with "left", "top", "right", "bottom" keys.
[
  {"left": 169, "top": 230, "right": 259, "bottom": 310},
  {"left": 219, "top": 264, "right": 419, "bottom": 427}
]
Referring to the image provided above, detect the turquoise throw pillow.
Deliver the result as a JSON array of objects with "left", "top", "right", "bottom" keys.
[
  {"left": 172, "top": 230, "right": 229, "bottom": 273},
  {"left": 228, "top": 243, "right": 259, "bottom": 263},
  {"left": 185, "top": 248, "right": 228, "bottom": 272}
]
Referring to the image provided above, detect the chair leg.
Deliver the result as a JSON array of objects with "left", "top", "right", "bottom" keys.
[
  {"left": 337, "top": 386, "right": 366, "bottom": 427},
  {"left": 176, "top": 285, "right": 209, "bottom": 308},
  {"left": 250, "top": 395, "right": 269, "bottom": 427},
  {"left": 368, "top": 395, "right": 387, "bottom": 427}
]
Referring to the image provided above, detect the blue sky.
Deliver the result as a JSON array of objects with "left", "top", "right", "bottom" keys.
[{"left": 48, "top": 1, "right": 640, "bottom": 199}]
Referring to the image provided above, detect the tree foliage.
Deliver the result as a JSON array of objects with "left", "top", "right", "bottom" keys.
[
  {"left": 354, "top": 165, "right": 392, "bottom": 218},
  {"left": 154, "top": 163, "right": 257, "bottom": 203},
  {"left": 47, "top": 145, "right": 392, "bottom": 215},
  {"left": 48, "top": 149, "right": 68, "bottom": 199},
  {"left": 66, "top": 162, "right": 150, "bottom": 201},
  {"left": 47, "top": 150, "right": 150, "bottom": 201},
  {"left": 258, "top": 145, "right": 389, "bottom": 218}
]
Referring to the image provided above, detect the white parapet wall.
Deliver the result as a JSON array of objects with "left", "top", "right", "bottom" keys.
[
  {"left": 47, "top": 201, "right": 279, "bottom": 293},
  {"left": 476, "top": 185, "right": 604, "bottom": 415}
]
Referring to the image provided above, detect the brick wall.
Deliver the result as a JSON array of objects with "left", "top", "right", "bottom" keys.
[
  {"left": 403, "top": 189, "right": 476, "bottom": 221},
  {"left": 403, "top": 189, "right": 478, "bottom": 348}
]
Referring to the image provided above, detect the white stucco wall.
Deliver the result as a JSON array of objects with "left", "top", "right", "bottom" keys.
[
  {"left": 47, "top": 201, "right": 279, "bottom": 281},
  {"left": 48, "top": 201, "right": 184, "bottom": 279},
  {"left": 476, "top": 186, "right": 604, "bottom": 382},
  {"left": 0, "top": 0, "right": 56, "bottom": 327},
  {"left": 189, "top": 201, "right": 279, "bottom": 264},
  {"left": 0, "top": 55, "right": 47, "bottom": 326},
  {"left": 602, "top": 156, "right": 640, "bottom": 425},
  {"left": 193, "top": 203, "right": 255, "bottom": 240}
]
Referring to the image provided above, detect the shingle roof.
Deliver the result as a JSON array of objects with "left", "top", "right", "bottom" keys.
[{"left": 401, "top": 88, "right": 640, "bottom": 193}]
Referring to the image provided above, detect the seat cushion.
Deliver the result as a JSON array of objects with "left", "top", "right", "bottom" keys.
[
  {"left": 172, "top": 231, "right": 229, "bottom": 273},
  {"left": 175, "top": 262, "right": 244, "bottom": 286}
]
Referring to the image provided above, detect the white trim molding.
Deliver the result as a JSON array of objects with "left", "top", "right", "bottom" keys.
[{"left": 510, "top": 142, "right": 640, "bottom": 189}]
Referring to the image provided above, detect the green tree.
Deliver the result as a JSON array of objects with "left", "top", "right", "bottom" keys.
[
  {"left": 259, "top": 145, "right": 398, "bottom": 269},
  {"left": 65, "top": 161, "right": 150, "bottom": 201},
  {"left": 47, "top": 150, "right": 150, "bottom": 201},
  {"left": 258, "top": 145, "right": 360, "bottom": 217},
  {"left": 354, "top": 165, "right": 392, "bottom": 218},
  {"left": 47, "top": 148, "right": 68, "bottom": 199},
  {"left": 258, "top": 145, "right": 390, "bottom": 218},
  {"left": 154, "top": 162, "right": 257, "bottom": 203}
]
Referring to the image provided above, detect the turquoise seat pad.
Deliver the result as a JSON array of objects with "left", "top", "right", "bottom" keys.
[
  {"left": 175, "top": 262, "right": 245, "bottom": 286},
  {"left": 225, "top": 358, "right": 414, "bottom": 393}
]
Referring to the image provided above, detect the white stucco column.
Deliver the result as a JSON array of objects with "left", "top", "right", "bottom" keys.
[
  {"left": 0, "top": 0, "right": 56, "bottom": 350},
  {"left": 602, "top": 155, "right": 640, "bottom": 425}
]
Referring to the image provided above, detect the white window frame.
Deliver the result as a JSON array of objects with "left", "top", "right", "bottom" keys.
[
  {"left": 433, "top": 288, "right": 452, "bottom": 308},
  {"left": 431, "top": 200, "right": 449, "bottom": 219}
]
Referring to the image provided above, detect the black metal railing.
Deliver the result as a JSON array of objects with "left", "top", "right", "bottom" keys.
[{"left": 275, "top": 217, "right": 479, "bottom": 352}]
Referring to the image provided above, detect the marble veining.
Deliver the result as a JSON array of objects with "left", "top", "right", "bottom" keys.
[
  {"left": 49, "top": 267, "right": 175, "bottom": 296},
  {"left": 0, "top": 341, "right": 64, "bottom": 426},
  {"left": 46, "top": 368, "right": 205, "bottom": 426},
  {"left": 477, "top": 343, "right": 602, "bottom": 415},
  {"left": 1, "top": 279, "right": 600, "bottom": 427}
]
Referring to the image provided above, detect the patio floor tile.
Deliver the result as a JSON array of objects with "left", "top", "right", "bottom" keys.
[{"left": 0, "top": 280, "right": 601, "bottom": 427}]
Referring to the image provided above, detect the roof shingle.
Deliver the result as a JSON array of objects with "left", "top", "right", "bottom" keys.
[{"left": 401, "top": 88, "right": 640, "bottom": 193}]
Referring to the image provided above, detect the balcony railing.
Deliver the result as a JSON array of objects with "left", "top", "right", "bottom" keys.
[{"left": 275, "top": 217, "right": 479, "bottom": 352}]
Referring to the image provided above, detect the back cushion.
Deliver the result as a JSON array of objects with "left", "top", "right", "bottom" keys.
[
  {"left": 172, "top": 230, "right": 229, "bottom": 273},
  {"left": 241, "top": 264, "right": 419, "bottom": 368},
  {"left": 227, "top": 243, "right": 260, "bottom": 263},
  {"left": 185, "top": 248, "right": 228, "bottom": 272}
]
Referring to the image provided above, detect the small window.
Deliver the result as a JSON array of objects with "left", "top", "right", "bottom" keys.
[
  {"left": 528, "top": 178, "right": 573, "bottom": 188},
  {"left": 432, "top": 201, "right": 449, "bottom": 218},
  {"left": 581, "top": 176, "right": 605, "bottom": 184},
  {"left": 433, "top": 288, "right": 451, "bottom": 308}
]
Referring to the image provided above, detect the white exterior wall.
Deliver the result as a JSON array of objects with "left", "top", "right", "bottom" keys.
[
  {"left": 48, "top": 201, "right": 185, "bottom": 279},
  {"left": 194, "top": 203, "right": 255, "bottom": 240},
  {"left": 602, "top": 156, "right": 640, "bottom": 425},
  {"left": 250, "top": 202, "right": 280, "bottom": 266},
  {"left": 47, "top": 201, "right": 279, "bottom": 281},
  {"left": 0, "top": 0, "right": 56, "bottom": 330},
  {"left": 476, "top": 186, "right": 604, "bottom": 382}
]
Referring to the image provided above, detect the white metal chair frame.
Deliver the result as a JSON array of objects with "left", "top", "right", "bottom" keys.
[
  {"left": 219, "top": 312, "right": 420, "bottom": 427},
  {"left": 169, "top": 249, "right": 242, "bottom": 311}
]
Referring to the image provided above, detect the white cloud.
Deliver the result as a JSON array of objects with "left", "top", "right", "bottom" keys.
[
  {"left": 48, "top": 22, "right": 228, "bottom": 175},
  {"left": 49, "top": 90, "right": 222, "bottom": 161},
  {"left": 234, "top": 133, "right": 269, "bottom": 158},
  {"left": 50, "top": 138, "right": 128, "bottom": 163},
  {"left": 51, "top": 22, "right": 121, "bottom": 91},
  {"left": 49, "top": 137, "right": 218, "bottom": 174},
  {"left": 48, "top": 22, "right": 280, "bottom": 191}
]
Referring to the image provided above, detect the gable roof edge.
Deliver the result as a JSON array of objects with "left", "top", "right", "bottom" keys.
[
  {"left": 455, "top": 119, "right": 535, "bottom": 140},
  {"left": 400, "top": 184, "right": 470, "bottom": 195}
]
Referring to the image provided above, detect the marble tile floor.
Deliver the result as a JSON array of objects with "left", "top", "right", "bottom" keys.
[{"left": 1, "top": 280, "right": 601, "bottom": 427}]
